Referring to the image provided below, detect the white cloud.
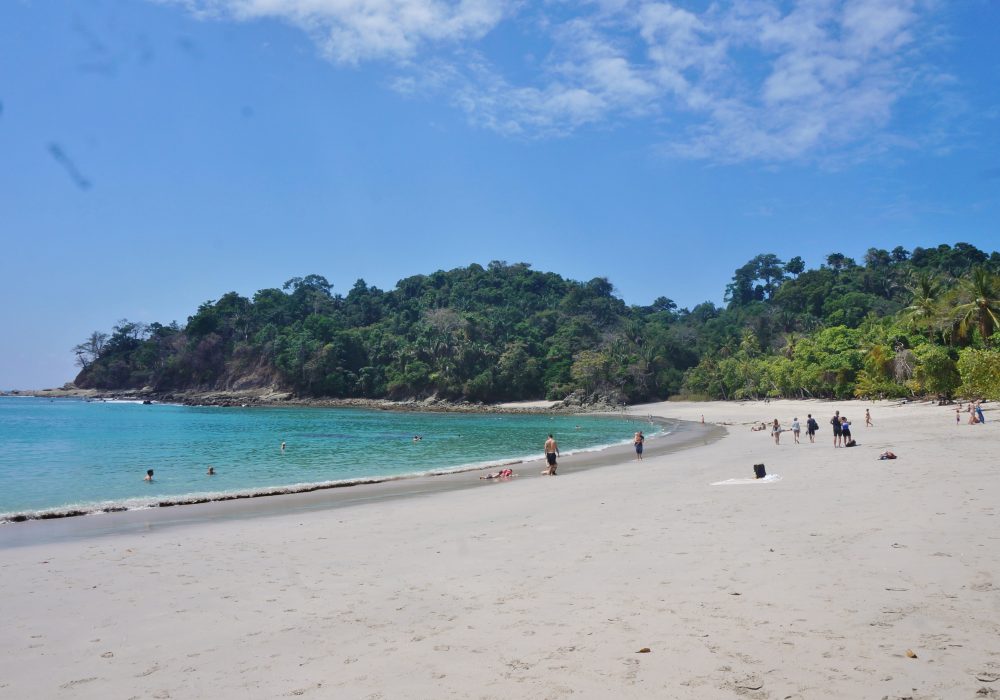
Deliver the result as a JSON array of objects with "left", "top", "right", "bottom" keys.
[
  {"left": 164, "top": 0, "right": 940, "bottom": 163},
  {"left": 164, "top": 0, "right": 510, "bottom": 63}
]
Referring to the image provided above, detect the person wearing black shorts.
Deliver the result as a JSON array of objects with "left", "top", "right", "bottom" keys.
[
  {"left": 633, "top": 431, "right": 644, "bottom": 460},
  {"left": 806, "top": 414, "right": 818, "bottom": 443},
  {"left": 542, "top": 434, "right": 559, "bottom": 475},
  {"left": 831, "top": 410, "right": 842, "bottom": 447}
]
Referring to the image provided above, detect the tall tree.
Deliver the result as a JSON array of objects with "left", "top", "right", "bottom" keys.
[
  {"left": 73, "top": 331, "right": 109, "bottom": 369},
  {"left": 953, "top": 267, "right": 1000, "bottom": 344},
  {"left": 903, "top": 271, "right": 944, "bottom": 339}
]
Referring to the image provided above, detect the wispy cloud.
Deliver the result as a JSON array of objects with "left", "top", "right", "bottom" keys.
[
  {"left": 164, "top": 0, "right": 511, "bottom": 63},
  {"left": 162, "top": 0, "right": 944, "bottom": 163}
]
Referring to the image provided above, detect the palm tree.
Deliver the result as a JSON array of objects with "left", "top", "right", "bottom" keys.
[
  {"left": 903, "top": 271, "right": 944, "bottom": 339},
  {"left": 954, "top": 267, "right": 1000, "bottom": 345},
  {"left": 779, "top": 333, "right": 797, "bottom": 359}
]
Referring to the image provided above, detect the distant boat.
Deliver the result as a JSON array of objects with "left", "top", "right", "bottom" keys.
[{"left": 142, "top": 400, "right": 153, "bottom": 405}]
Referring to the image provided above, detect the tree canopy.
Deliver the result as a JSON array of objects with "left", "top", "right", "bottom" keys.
[{"left": 74, "top": 244, "right": 1000, "bottom": 402}]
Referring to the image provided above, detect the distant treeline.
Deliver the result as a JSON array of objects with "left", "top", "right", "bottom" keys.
[{"left": 73, "top": 243, "right": 1000, "bottom": 402}]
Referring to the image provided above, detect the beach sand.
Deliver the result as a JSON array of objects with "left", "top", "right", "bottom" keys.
[{"left": 1, "top": 399, "right": 997, "bottom": 698}]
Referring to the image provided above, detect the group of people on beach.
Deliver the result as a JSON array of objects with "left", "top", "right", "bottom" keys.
[
  {"left": 957, "top": 401, "right": 986, "bottom": 425},
  {"left": 758, "top": 408, "right": 873, "bottom": 447},
  {"left": 490, "top": 427, "right": 645, "bottom": 481},
  {"left": 535, "top": 428, "right": 645, "bottom": 478}
]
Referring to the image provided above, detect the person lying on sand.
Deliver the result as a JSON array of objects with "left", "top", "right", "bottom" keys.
[
  {"left": 879, "top": 451, "right": 897, "bottom": 460},
  {"left": 480, "top": 468, "right": 516, "bottom": 480}
]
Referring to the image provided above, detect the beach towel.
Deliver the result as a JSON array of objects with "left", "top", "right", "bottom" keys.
[{"left": 711, "top": 474, "right": 782, "bottom": 486}]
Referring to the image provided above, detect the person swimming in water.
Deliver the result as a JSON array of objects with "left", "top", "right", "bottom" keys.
[{"left": 144, "top": 469, "right": 154, "bottom": 482}]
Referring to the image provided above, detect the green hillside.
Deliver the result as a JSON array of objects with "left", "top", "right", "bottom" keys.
[{"left": 73, "top": 244, "right": 1000, "bottom": 402}]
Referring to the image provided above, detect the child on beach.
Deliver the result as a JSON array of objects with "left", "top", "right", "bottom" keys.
[
  {"left": 865, "top": 409, "right": 873, "bottom": 427},
  {"left": 634, "top": 431, "right": 644, "bottom": 460}
]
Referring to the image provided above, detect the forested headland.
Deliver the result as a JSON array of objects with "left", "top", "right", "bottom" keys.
[{"left": 72, "top": 243, "right": 1000, "bottom": 403}]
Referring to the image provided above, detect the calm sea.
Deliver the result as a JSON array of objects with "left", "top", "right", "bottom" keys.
[{"left": 0, "top": 397, "right": 661, "bottom": 520}]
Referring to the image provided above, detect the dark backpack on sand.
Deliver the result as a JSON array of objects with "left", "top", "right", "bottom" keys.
[{"left": 753, "top": 463, "right": 767, "bottom": 479}]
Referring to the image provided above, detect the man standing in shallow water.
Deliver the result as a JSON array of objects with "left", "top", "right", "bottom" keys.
[{"left": 542, "top": 434, "right": 559, "bottom": 475}]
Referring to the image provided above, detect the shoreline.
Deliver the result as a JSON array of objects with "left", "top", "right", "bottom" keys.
[
  {"left": 0, "top": 416, "right": 724, "bottom": 546},
  {"left": 5, "top": 387, "right": 619, "bottom": 413}
]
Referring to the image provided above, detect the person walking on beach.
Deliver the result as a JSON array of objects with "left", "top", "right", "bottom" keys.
[
  {"left": 771, "top": 419, "right": 782, "bottom": 445},
  {"left": 806, "top": 414, "right": 818, "bottom": 443},
  {"left": 865, "top": 409, "right": 873, "bottom": 427},
  {"left": 633, "top": 431, "right": 644, "bottom": 460},
  {"left": 791, "top": 417, "right": 801, "bottom": 444},
  {"left": 831, "top": 410, "right": 842, "bottom": 447},
  {"left": 976, "top": 402, "right": 986, "bottom": 424},
  {"left": 542, "top": 434, "right": 559, "bottom": 475}
]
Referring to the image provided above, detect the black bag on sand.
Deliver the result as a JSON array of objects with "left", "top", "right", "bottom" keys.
[
  {"left": 845, "top": 439, "right": 857, "bottom": 447},
  {"left": 753, "top": 463, "right": 766, "bottom": 479}
]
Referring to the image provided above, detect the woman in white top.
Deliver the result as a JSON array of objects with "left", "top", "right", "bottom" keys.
[{"left": 791, "top": 418, "right": 801, "bottom": 444}]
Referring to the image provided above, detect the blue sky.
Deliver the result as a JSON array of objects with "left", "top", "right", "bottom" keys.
[{"left": 1, "top": 0, "right": 998, "bottom": 388}]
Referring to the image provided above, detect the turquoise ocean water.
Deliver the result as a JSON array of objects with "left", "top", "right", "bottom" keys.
[{"left": 0, "top": 397, "right": 661, "bottom": 520}]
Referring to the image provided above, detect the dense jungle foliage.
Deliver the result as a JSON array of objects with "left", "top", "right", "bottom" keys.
[{"left": 73, "top": 243, "right": 1000, "bottom": 402}]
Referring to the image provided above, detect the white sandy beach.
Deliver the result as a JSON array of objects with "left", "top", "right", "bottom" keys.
[{"left": 1, "top": 399, "right": 998, "bottom": 699}]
